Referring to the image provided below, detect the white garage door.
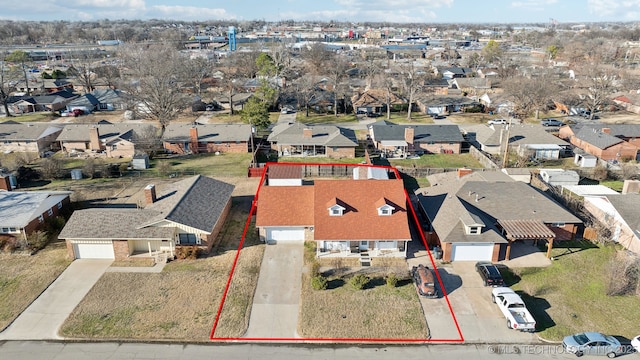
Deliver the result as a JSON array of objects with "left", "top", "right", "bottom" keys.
[
  {"left": 450, "top": 243, "right": 494, "bottom": 262},
  {"left": 73, "top": 241, "right": 115, "bottom": 259},
  {"left": 266, "top": 227, "right": 305, "bottom": 243}
]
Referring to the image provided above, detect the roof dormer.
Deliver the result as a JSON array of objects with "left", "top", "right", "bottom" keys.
[
  {"left": 327, "top": 197, "right": 346, "bottom": 216},
  {"left": 375, "top": 197, "right": 395, "bottom": 216}
]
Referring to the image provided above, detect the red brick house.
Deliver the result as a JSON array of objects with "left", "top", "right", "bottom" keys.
[
  {"left": 162, "top": 123, "right": 252, "bottom": 154},
  {"left": 266, "top": 122, "right": 358, "bottom": 158},
  {"left": 256, "top": 166, "right": 411, "bottom": 258},
  {"left": 0, "top": 187, "right": 71, "bottom": 245},
  {"left": 559, "top": 124, "right": 639, "bottom": 161},
  {"left": 59, "top": 175, "right": 234, "bottom": 260}
]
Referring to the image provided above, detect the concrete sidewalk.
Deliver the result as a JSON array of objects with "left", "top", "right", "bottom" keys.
[
  {"left": 244, "top": 242, "right": 303, "bottom": 339},
  {"left": 0, "top": 259, "right": 112, "bottom": 340}
]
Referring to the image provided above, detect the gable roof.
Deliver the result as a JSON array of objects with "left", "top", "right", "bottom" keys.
[
  {"left": 575, "top": 127, "right": 624, "bottom": 149},
  {"left": 351, "top": 89, "right": 405, "bottom": 108},
  {"left": 0, "top": 191, "right": 71, "bottom": 228},
  {"left": 415, "top": 95, "right": 478, "bottom": 106},
  {"left": 372, "top": 124, "right": 465, "bottom": 143},
  {"left": 0, "top": 123, "right": 63, "bottom": 141},
  {"left": 255, "top": 186, "right": 315, "bottom": 226},
  {"left": 461, "top": 124, "right": 570, "bottom": 147},
  {"left": 569, "top": 123, "right": 640, "bottom": 138},
  {"left": 56, "top": 123, "right": 157, "bottom": 143},
  {"left": 266, "top": 122, "right": 357, "bottom": 147},
  {"left": 58, "top": 209, "right": 175, "bottom": 240},
  {"left": 142, "top": 175, "right": 235, "bottom": 233},
  {"left": 163, "top": 123, "right": 251, "bottom": 143},
  {"left": 67, "top": 94, "right": 100, "bottom": 108},
  {"left": 605, "top": 194, "right": 640, "bottom": 236}
]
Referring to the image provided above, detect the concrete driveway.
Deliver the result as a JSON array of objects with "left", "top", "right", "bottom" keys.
[
  {"left": 0, "top": 259, "right": 112, "bottom": 340},
  {"left": 245, "top": 242, "right": 303, "bottom": 338}
]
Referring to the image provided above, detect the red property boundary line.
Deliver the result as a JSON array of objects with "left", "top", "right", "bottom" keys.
[{"left": 210, "top": 162, "right": 464, "bottom": 343}]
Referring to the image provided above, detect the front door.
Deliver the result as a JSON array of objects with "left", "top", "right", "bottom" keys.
[{"left": 359, "top": 241, "right": 369, "bottom": 251}]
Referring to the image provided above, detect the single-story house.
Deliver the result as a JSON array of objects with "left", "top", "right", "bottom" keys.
[
  {"left": 162, "top": 123, "right": 252, "bottom": 154},
  {"left": 415, "top": 95, "right": 480, "bottom": 115},
  {"left": 0, "top": 121, "right": 63, "bottom": 157},
  {"left": 417, "top": 169, "right": 581, "bottom": 262},
  {"left": 559, "top": 124, "right": 640, "bottom": 161},
  {"left": 58, "top": 175, "right": 234, "bottom": 259},
  {"left": 255, "top": 167, "right": 411, "bottom": 258},
  {"left": 539, "top": 169, "right": 580, "bottom": 187},
  {"left": 479, "top": 93, "right": 515, "bottom": 115},
  {"left": 267, "top": 122, "right": 358, "bottom": 158},
  {"left": 0, "top": 189, "right": 71, "bottom": 244},
  {"left": 461, "top": 124, "right": 571, "bottom": 159},
  {"left": 584, "top": 194, "right": 640, "bottom": 255},
  {"left": 56, "top": 123, "right": 159, "bottom": 158},
  {"left": 368, "top": 122, "right": 465, "bottom": 157},
  {"left": 351, "top": 89, "right": 405, "bottom": 115}
]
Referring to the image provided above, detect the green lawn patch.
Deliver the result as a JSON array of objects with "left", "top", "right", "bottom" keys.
[
  {"left": 151, "top": 153, "right": 253, "bottom": 177},
  {"left": 506, "top": 244, "right": 640, "bottom": 341},
  {"left": 389, "top": 153, "right": 482, "bottom": 168},
  {"left": 599, "top": 180, "right": 624, "bottom": 192}
]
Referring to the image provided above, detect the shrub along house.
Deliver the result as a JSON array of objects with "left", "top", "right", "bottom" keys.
[
  {"left": 417, "top": 169, "right": 581, "bottom": 262},
  {"left": 59, "top": 175, "right": 234, "bottom": 260},
  {"left": 162, "top": 123, "right": 252, "bottom": 154},
  {"left": 256, "top": 164, "right": 412, "bottom": 258}
]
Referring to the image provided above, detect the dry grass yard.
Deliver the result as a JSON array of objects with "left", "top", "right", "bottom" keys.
[
  {"left": 0, "top": 242, "right": 72, "bottom": 331},
  {"left": 60, "top": 197, "right": 264, "bottom": 340},
  {"left": 298, "top": 243, "right": 428, "bottom": 339}
]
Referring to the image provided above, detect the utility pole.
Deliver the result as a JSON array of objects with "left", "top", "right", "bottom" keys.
[{"left": 501, "top": 118, "right": 512, "bottom": 168}]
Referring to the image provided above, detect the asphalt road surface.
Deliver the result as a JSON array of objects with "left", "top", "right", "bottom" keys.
[{"left": 0, "top": 341, "right": 575, "bottom": 360}]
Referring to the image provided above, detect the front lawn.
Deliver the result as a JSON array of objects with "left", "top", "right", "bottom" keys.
[
  {"left": 60, "top": 199, "right": 264, "bottom": 340},
  {"left": 0, "top": 242, "right": 72, "bottom": 331},
  {"left": 298, "top": 243, "right": 428, "bottom": 339},
  {"left": 506, "top": 243, "right": 640, "bottom": 341}
]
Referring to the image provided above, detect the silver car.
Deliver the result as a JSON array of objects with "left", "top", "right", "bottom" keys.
[{"left": 562, "top": 332, "right": 624, "bottom": 358}]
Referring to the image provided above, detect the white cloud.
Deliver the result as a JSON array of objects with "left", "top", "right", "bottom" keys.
[
  {"left": 511, "top": 0, "right": 558, "bottom": 11},
  {"left": 588, "top": 0, "right": 640, "bottom": 19},
  {"left": 285, "top": 0, "right": 449, "bottom": 22},
  {"left": 149, "top": 5, "right": 235, "bottom": 20},
  {"left": 67, "top": 0, "right": 145, "bottom": 8}
]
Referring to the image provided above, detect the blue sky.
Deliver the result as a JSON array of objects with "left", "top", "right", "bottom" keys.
[{"left": 0, "top": 0, "right": 639, "bottom": 23}]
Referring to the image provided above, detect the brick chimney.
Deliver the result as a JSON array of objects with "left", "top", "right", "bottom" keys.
[
  {"left": 0, "top": 175, "right": 11, "bottom": 191},
  {"left": 303, "top": 128, "right": 312, "bottom": 138},
  {"left": 144, "top": 184, "right": 157, "bottom": 204},
  {"left": 89, "top": 127, "right": 101, "bottom": 151},
  {"left": 189, "top": 127, "right": 199, "bottom": 154},
  {"left": 457, "top": 167, "right": 473, "bottom": 178},
  {"left": 404, "top": 127, "right": 415, "bottom": 144},
  {"left": 601, "top": 128, "right": 611, "bottom": 134}
]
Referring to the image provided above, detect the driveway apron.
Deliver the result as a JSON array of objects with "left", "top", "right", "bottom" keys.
[
  {"left": 0, "top": 259, "right": 112, "bottom": 340},
  {"left": 245, "top": 242, "right": 303, "bottom": 338}
]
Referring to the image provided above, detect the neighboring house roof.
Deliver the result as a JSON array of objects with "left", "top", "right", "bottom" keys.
[
  {"left": 67, "top": 94, "right": 100, "bottom": 108},
  {"left": 266, "top": 122, "right": 357, "bottom": 147},
  {"left": 255, "top": 179, "right": 411, "bottom": 241},
  {"left": 142, "top": 175, "right": 235, "bottom": 233},
  {"left": 163, "top": 123, "right": 252, "bottom": 143},
  {"left": 268, "top": 165, "right": 303, "bottom": 180},
  {"left": 451, "top": 78, "right": 491, "bottom": 89},
  {"left": 56, "top": 123, "right": 157, "bottom": 143},
  {"left": 91, "top": 89, "right": 125, "bottom": 104},
  {"left": 574, "top": 127, "right": 623, "bottom": 149},
  {"left": 562, "top": 185, "right": 619, "bottom": 197},
  {"left": 415, "top": 95, "right": 478, "bottom": 106},
  {"left": 0, "top": 123, "right": 63, "bottom": 141},
  {"left": 256, "top": 186, "right": 315, "bottom": 227},
  {"left": 605, "top": 194, "right": 640, "bottom": 237},
  {"left": 32, "top": 94, "right": 66, "bottom": 105},
  {"left": 0, "top": 191, "right": 71, "bottom": 228},
  {"left": 351, "top": 89, "right": 405, "bottom": 108},
  {"left": 461, "top": 124, "right": 569, "bottom": 147},
  {"left": 569, "top": 123, "right": 640, "bottom": 138},
  {"left": 58, "top": 209, "right": 175, "bottom": 240},
  {"left": 371, "top": 124, "right": 465, "bottom": 144}
]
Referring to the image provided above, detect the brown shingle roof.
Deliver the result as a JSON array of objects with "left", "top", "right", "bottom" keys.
[
  {"left": 313, "top": 179, "right": 410, "bottom": 241},
  {"left": 255, "top": 186, "right": 315, "bottom": 226}
]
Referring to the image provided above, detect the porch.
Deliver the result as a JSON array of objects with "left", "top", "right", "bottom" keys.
[
  {"left": 316, "top": 240, "right": 407, "bottom": 259},
  {"left": 279, "top": 144, "right": 326, "bottom": 157}
]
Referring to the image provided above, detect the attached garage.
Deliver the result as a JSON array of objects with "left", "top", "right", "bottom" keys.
[
  {"left": 72, "top": 241, "right": 115, "bottom": 259},
  {"left": 450, "top": 242, "right": 494, "bottom": 261},
  {"left": 266, "top": 227, "right": 305, "bottom": 243}
]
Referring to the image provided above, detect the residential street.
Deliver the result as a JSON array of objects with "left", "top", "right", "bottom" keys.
[{"left": 0, "top": 341, "right": 573, "bottom": 360}]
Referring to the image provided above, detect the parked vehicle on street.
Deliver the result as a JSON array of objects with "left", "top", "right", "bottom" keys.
[
  {"left": 562, "top": 332, "right": 625, "bottom": 358},
  {"left": 475, "top": 262, "right": 504, "bottom": 287},
  {"left": 491, "top": 287, "right": 536, "bottom": 332},
  {"left": 631, "top": 335, "right": 640, "bottom": 353},
  {"left": 487, "top": 119, "right": 507, "bottom": 125},
  {"left": 541, "top": 118, "right": 564, "bottom": 127},
  {"left": 411, "top": 264, "right": 437, "bottom": 298}
]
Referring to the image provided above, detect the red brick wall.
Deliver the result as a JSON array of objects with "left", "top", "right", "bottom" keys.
[
  {"left": 24, "top": 196, "right": 70, "bottom": 237},
  {"left": 442, "top": 242, "right": 453, "bottom": 262},
  {"left": 113, "top": 240, "right": 130, "bottom": 260},
  {"left": 491, "top": 243, "right": 501, "bottom": 262},
  {"left": 199, "top": 197, "right": 233, "bottom": 254},
  {"left": 163, "top": 141, "right": 249, "bottom": 154}
]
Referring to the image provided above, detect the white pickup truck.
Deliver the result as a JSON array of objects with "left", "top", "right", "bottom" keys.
[{"left": 491, "top": 287, "right": 536, "bottom": 332}]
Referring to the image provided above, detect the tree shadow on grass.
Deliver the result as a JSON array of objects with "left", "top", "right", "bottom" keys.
[
  {"left": 326, "top": 278, "right": 345, "bottom": 290},
  {"left": 518, "top": 292, "right": 555, "bottom": 332}
]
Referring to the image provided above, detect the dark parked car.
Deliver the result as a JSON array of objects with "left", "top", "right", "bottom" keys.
[
  {"left": 411, "top": 264, "right": 437, "bottom": 298},
  {"left": 366, "top": 112, "right": 381, "bottom": 118},
  {"left": 475, "top": 261, "right": 504, "bottom": 287}
]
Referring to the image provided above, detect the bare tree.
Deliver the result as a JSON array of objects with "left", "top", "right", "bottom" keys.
[
  {"left": 301, "top": 43, "right": 332, "bottom": 75},
  {"left": 502, "top": 74, "right": 558, "bottom": 118},
  {"left": 218, "top": 56, "right": 243, "bottom": 116},
  {"left": 5, "top": 50, "right": 31, "bottom": 95},
  {"left": 577, "top": 63, "right": 617, "bottom": 119},
  {"left": 182, "top": 57, "right": 212, "bottom": 96},
  {"left": 399, "top": 61, "right": 427, "bottom": 120},
  {"left": 93, "top": 65, "right": 121, "bottom": 90},
  {"left": 326, "top": 55, "right": 350, "bottom": 117},
  {"left": 119, "top": 44, "right": 189, "bottom": 129},
  {"left": 131, "top": 124, "right": 162, "bottom": 155}
]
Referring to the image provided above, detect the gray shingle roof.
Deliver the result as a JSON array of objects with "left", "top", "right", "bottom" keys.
[
  {"left": 0, "top": 123, "right": 62, "bottom": 141},
  {"left": 575, "top": 127, "right": 623, "bottom": 149},
  {"left": 372, "top": 124, "right": 464, "bottom": 143},
  {"left": 58, "top": 209, "right": 175, "bottom": 240},
  {"left": 163, "top": 123, "right": 252, "bottom": 143},
  {"left": 570, "top": 124, "right": 640, "bottom": 138},
  {"left": 605, "top": 194, "right": 640, "bottom": 235},
  {"left": 267, "top": 122, "right": 357, "bottom": 147},
  {"left": 56, "top": 123, "right": 158, "bottom": 142},
  {"left": 143, "top": 175, "right": 235, "bottom": 233},
  {"left": 0, "top": 191, "right": 71, "bottom": 228},
  {"left": 415, "top": 95, "right": 478, "bottom": 106},
  {"left": 461, "top": 124, "right": 570, "bottom": 147}
]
